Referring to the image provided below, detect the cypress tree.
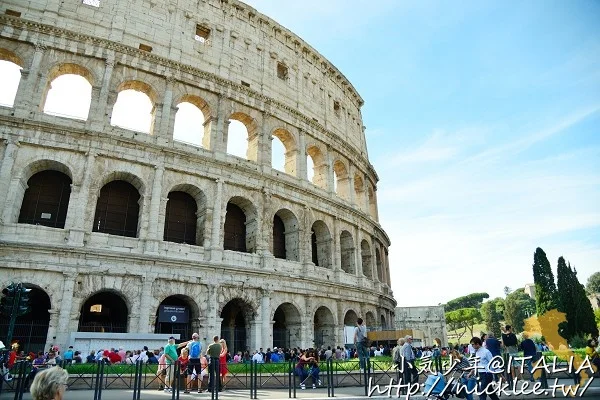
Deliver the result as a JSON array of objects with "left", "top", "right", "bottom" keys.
[{"left": 532, "top": 247, "right": 558, "bottom": 315}]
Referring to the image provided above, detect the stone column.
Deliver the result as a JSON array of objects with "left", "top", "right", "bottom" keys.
[
  {"left": 138, "top": 273, "right": 157, "bottom": 332},
  {"left": 203, "top": 284, "right": 221, "bottom": 341},
  {"left": 250, "top": 320, "right": 262, "bottom": 352},
  {"left": 325, "top": 147, "right": 335, "bottom": 194},
  {"left": 156, "top": 76, "right": 175, "bottom": 140},
  {"left": 333, "top": 217, "right": 341, "bottom": 271},
  {"left": 44, "top": 308, "right": 60, "bottom": 352},
  {"left": 13, "top": 43, "right": 45, "bottom": 119},
  {"left": 212, "top": 94, "right": 229, "bottom": 155},
  {"left": 260, "top": 291, "right": 272, "bottom": 349},
  {"left": 0, "top": 139, "right": 19, "bottom": 224},
  {"left": 347, "top": 166, "right": 356, "bottom": 205},
  {"left": 297, "top": 130, "right": 307, "bottom": 180},
  {"left": 66, "top": 152, "right": 96, "bottom": 245},
  {"left": 1, "top": 172, "right": 27, "bottom": 224},
  {"left": 209, "top": 179, "right": 223, "bottom": 261},
  {"left": 144, "top": 164, "right": 165, "bottom": 253},
  {"left": 353, "top": 225, "right": 362, "bottom": 277},
  {"left": 89, "top": 55, "right": 115, "bottom": 131},
  {"left": 55, "top": 272, "right": 77, "bottom": 349}
]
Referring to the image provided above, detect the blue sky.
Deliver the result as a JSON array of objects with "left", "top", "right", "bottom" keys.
[{"left": 244, "top": 0, "right": 600, "bottom": 306}]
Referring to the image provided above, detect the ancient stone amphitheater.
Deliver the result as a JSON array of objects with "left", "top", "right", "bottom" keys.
[{"left": 0, "top": 0, "right": 395, "bottom": 353}]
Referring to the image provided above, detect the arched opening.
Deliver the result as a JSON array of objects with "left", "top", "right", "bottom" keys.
[
  {"left": 333, "top": 160, "right": 349, "bottom": 200},
  {"left": 272, "top": 209, "right": 300, "bottom": 261},
  {"left": 368, "top": 186, "right": 378, "bottom": 221},
  {"left": 93, "top": 180, "right": 141, "bottom": 238},
  {"left": 0, "top": 285, "right": 50, "bottom": 353},
  {"left": 227, "top": 119, "right": 249, "bottom": 159},
  {"left": 272, "top": 128, "right": 297, "bottom": 176},
  {"left": 43, "top": 73, "right": 92, "bottom": 120},
  {"left": 343, "top": 310, "right": 358, "bottom": 326},
  {"left": 380, "top": 314, "right": 387, "bottom": 330},
  {"left": 110, "top": 84, "right": 154, "bottom": 133},
  {"left": 272, "top": 303, "right": 301, "bottom": 349},
  {"left": 272, "top": 214, "right": 286, "bottom": 259},
  {"left": 306, "top": 145, "right": 327, "bottom": 189},
  {"left": 78, "top": 291, "right": 128, "bottom": 333},
  {"left": 354, "top": 174, "right": 364, "bottom": 208},
  {"left": 220, "top": 299, "right": 254, "bottom": 355},
  {"left": 224, "top": 203, "right": 246, "bottom": 252},
  {"left": 154, "top": 295, "right": 194, "bottom": 339},
  {"left": 340, "top": 230, "right": 355, "bottom": 274},
  {"left": 310, "top": 221, "right": 332, "bottom": 269},
  {"left": 306, "top": 155, "right": 315, "bottom": 183},
  {"left": 18, "top": 170, "right": 72, "bottom": 228},
  {"left": 173, "top": 101, "right": 206, "bottom": 146},
  {"left": 313, "top": 306, "right": 335, "bottom": 349},
  {"left": 361, "top": 240, "right": 373, "bottom": 279},
  {"left": 375, "top": 248, "right": 383, "bottom": 282},
  {"left": 164, "top": 191, "right": 197, "bottom": 245},
  {"left": 365, "top": 312, "right": 376, "bottom": 330},
  {"left": 0, "top": 53, "right": 23, "bottom": 107}
]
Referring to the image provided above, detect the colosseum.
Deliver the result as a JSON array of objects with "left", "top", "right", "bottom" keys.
[{"left": 0, "top": 0, "right": 395, "bottom": 354}]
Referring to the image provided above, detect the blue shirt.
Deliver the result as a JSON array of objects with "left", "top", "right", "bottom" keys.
[{"left": 485, "top": 337, "right": 501, "bottom": 357}]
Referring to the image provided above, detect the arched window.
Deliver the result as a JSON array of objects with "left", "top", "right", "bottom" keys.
[
  {"left": 43, "top": 74, "right": 92, "bottom": 120},
  {"left": 173, "top": 102, "right": 205, "bottom": 146},
  {"left": 18, "top": 170, "right": 72, "bottom": 228},
  {"left": 272, "top": 128, "right": 297, "bottom": 176},
  {"left": 224, "top": 203, "right": 246, "bottom": 252},
  {"left": 110, "top": 88, "right": 154, "bottom": 133},
  {"left": 93, "top": 180, "right": 140, "bottom": 237},
  {"left": 0, "top": 59, "right": 22, "bottom": 107},
  {"left": 340, "top": 230, "right": 355, "bottom": 274},
  {"left": 164, "top": 191, "right": 197, "bottom": 245},
  {"left": 272, "top": 214, "right": 286, "bottom": 259},
  {"left": 227, "top": 119, "right": 249, "bottom": 159},
  {"left": 271, "top": 135, "right": 286, "bottom": 172}
]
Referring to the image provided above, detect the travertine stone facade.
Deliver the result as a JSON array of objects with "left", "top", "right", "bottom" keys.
[{"left": 0, "top": 0, "right": 395, "bottom": 352}]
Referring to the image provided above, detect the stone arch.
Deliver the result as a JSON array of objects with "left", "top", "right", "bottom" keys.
[
  {"left": 224, "top": 196, "right": 258, "bottom": 253},
  {"left": 380, "top": 314, "right": 387, "bottom": 330},
  {"left": 272, "top": 128, "right": 297, "bottom": 176},
  {"left": 18, "top": 170, "right": 72, "bottom": 229},
  {"left": 0, "top": 48, "right": 24, "bottom": 107},
  {"left": 310, "top": 220, "right": 332, "bottom": 269},
  {"left": 164, "top": 183, "right": 208, "bottom": 246},
  {"left": 272, "top": 302, "right": 302, "bottom": 349},
  {"left": 333, "top": 159, "right": 350, "bottom": 200},
  {"left": 0, "top": 283, "right": 51, "bottom": 353},
  {"left": 340, "top": 230, "right": 356, "bottom": 274},
  {"left": 78, "top": 289, "right": 129, "bottom": 333},
  {"left": 313, "top": 305, "right": 335, "bottom": 349},
  {"left": 361, "top": 239, "right": 373, "bottom": 279},
  {"left": 272, "top": 208, "right": 300, "bottom": 261},
  {"left": 365, "top": 311, "right": 376, "bottom": 329},
  {"left": 343, "top": 309, "right": 358, "bottom": 326},
  {"left": 154, "top": 294, "right": 200, "bottom": 339},
  {"left": 375, "top": 248, "right": 383, "bottom": 282},
  {"left": 220, "top": 297, "right": 256, "bottom": 355},
  {"left": 306, "top": 144, "right": 327, "bottom": 189},
  {"left": 354, "top": 173, "right": 365, "bottom": 208},
  {"left": 41, "top": 63, "right": 94, "bottom": 120},
  {"left": 173, "top": 94, "right": 211, "bottom": 147},
  {"left": 110, "top": 79, "right": 158, "bottom": 134},
  {"left": 227, "top": 111, "right": 259, "bottom": 161}
]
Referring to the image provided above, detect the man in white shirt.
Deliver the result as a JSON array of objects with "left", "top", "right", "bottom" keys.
[
  {"left": 251, "top": 350, "right": 264, "bottom": 363},
  {"left": 470, "top": 337, "right": 500, "bottom": 400}
]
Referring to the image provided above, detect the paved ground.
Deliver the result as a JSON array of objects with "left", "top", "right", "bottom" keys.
[{"left": 1, "top": 378, "right": 599, "bottom": 400}]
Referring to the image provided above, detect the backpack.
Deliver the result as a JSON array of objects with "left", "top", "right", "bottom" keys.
[{"left": 190, "top": 341, "right": 201, "bottom": 358}]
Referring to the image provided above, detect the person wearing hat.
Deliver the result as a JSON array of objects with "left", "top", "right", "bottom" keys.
[{"left": 163, "top": 336, "right": 178, "bottom": 392}]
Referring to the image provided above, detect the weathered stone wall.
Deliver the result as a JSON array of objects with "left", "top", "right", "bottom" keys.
[
  {"left": 0, "top": 0, "right": 396, "bottom": 353},
  {"left": 395, "top": 306, "right": 448, "bottom": 347}
]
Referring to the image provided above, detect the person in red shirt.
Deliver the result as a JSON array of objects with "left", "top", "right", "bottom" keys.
[{"left": 108, "top": 349, "right": 122, "bottom": 364}]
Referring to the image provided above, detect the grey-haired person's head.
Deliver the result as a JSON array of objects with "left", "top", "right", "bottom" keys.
[{"left": 30, "top": 366, "right": 69, "bottom": 400}]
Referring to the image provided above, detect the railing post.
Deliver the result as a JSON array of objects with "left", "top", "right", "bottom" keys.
[
  {"left": 93, "top": 361, "right": 101, "bottom": 400},
  {"left": 252, "top": 360, "right": 257, "bottom": 399},
  {"left": 292, "top": 359, "right": 296, "bottom": 398},
  {"left": 132, "top": 360, "right": 139, "bottom": 400},
  {"left": 98, "top": 361, "right": 105, "bottom": 400}
]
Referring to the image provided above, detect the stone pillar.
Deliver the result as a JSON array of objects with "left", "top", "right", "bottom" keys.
[
  {"left": 250, "top": 320, "right": 262, "bottom": 352},
  {"left": 55, "top": 272, "right": 77, "bottom": 348},
  {"left": 337, "top": 301, "right": 346, "bottom": 346},
  {"left": 89, "top": 55, "right": 115, "bottom": 131},
  {"left": 144, "top": 164, "right": 165, "bottom": 253},
  {"left": 212, "top": 94, "right": 229, "bottom": 154},
  {"left": 353, "top": 225, "right": 362, "bottom": 277},
  {"left": 1, "top": 173, "right": 27, "bottom": 224},
  {"left": 209, "top": 179, "right": 223, "bottom": 261},
  {"left": 0, "top": 139, "right": 19, "bottom": 224},
  {"left": 156, "top": 76, "right": 175, "bottom": 139},
  {"left": 138, "top": 273, "right": 157, "bottom": 332},
  {"left": 66, "top": 152, "right": 96, "bottom": 245},
  {"left": 347, "top": 166, "right": 356, "bottom": 205},
  {"left": 297, "top": 130, "right": 307, "bottom": 180},
  {"left": 44, "top": 308, "right": 60, "bottom": 352},
  {"left": 13, "top": 43, "right": 45, "bottom": 119},
  {"left": 261, "top": 291, "right": 272, "bottom": 349},
  {"left": 203, "top": 284, "right": 221, "bottom": 342},
  {"left": 333, "top": 217, "right": 341, "bottom": 271},
  {"left": 325, "top": 147, "right": 335, "bottom": 194}
]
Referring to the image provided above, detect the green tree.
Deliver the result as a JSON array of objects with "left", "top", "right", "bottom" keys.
[
  {"left": 445, "top": 292, "right": 489, "bottom": 313},
  {"left": 586, "top": 272, "right": 600, "bottom": 294},
  {"left": 595, "top": 309, "right": 600, "bottom": 328},
  {"left": 504, "top": 288, "right": 536, "bottom": 333},
  {"left": 532, "top": 247, "right": 558, "bottom": 315},
  {"left": 445, "top": 308, "right": 481, "bottom": 342},
  {"left": 556, "top": 257, "right": 599, "bottom": 340},
  {"left": 481, "top": 299, "right": 502, "bottom": 337}
]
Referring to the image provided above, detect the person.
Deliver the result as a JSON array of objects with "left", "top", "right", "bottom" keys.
[
  {"left": 449, "top": 349, "right": 476, "bottom": 400},
  {"left": 485, "top": 333, "right": 501, "bottom": 357},
  {"left": 294, "top": 349, "right": 313, "bottom": 389},
  {"left": 219, "top": 338, "right": 229, "bottom": 390},
  {"left": 470, "top": 337, "right": 500, "bottom": 400},
  {"left": 251, "top": 350, "right": 264, "bottom": 363},
  {"left": 307, "top": 350, "right": 321, "bottom": 389},
  {"left": 63, "top": 347, "right": 73, "bottom": 364},
  {"left": 432, "top": 345, "right": 442, "bottom": 372},
  {"left": 24, "top": 352, "right": 47, "bottom": 390},
  {"left": 181, "top": 333, "right": 203, "bottom": 393},
  {"left": 206, "top": 335, "right": 222, "bottom": 392},
  {"left": 30, "top": 366, "right": 69, "bottom": 400},
  {"left": 401, "top": 336, "right": 418, "bottom": 385},
  {"left": 353, "top": 317, "right": 369, "bottom": 372},
  {"left": 501, "top": 325, "right": 519, "bottom": 379},
  {"left": 72, "top": 351, "right": 82, "bottom": 364},
  {"left": 178, "top": 348, "right": 191, "bottom": 393},
  {"left": 86, "top": 351, "right": 95, "bottom": 364},
  {"left": 163, "top": 336, "right": 178, "bottom": 392},
  {"left": 585, "top": 338, "right": 600, "bottom": 377},
  {"left": 198, "top": 355, "right": 209, "bottom": 392},
  {"left": 520, "top": 333, "right": 537, "bottom": 382}
]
